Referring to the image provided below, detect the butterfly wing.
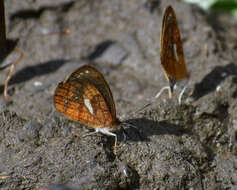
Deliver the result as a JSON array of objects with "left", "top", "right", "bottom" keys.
[
  {"left": 67, "top": 65, "right": 116, "bottom": 121},
  {"left": 54, "top": 65, "right": 117, "bottom": 130},
  {"left": 160, "top": 5, "right": 189, "bottom": 82}
]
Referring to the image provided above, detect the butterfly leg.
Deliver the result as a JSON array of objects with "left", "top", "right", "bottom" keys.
[
  {"left": 155, "top": 86, "right": 172, "bottom": 99},
  {"left": 82, "top": 131, "right": 98, "bottom": 137},
  {"left": 113, "top": 135, "right": 118, "bottom": 155},
  {"left": 178, "top": 86, "right": 187, "bottom": 105}
]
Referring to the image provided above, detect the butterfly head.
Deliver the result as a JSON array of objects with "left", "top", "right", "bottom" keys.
[
  {"left": 169, "top": 77, "right": 189, "bottom": 91},
  {"left": 105, "top": 118, "right": 121, "bottom": 131}
]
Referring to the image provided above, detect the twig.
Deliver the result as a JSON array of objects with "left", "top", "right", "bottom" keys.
[{"left": 4, "top": 49, "right": 24, "bottom": 101}]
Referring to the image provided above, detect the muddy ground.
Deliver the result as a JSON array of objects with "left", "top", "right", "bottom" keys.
[{"left": 0, "top": 0, "right": 237, "bottom": 189}]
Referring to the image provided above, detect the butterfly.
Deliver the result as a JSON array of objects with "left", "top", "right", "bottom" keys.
[
  {"left": 54, "top": 65, "right": 120, "bottom": 154},
  {"left": 155, "top": 5, "right": 190, "bottom": 104}
]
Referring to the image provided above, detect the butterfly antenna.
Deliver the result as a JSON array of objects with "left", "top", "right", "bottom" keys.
[
  {"left": 133, "top": 102, "right": 152, "bottom": 115},
  {"left": 123, "top": 121, "right": 138, "bottom": 130},
  {"left": 123, "top": 121, "right": 143, "bottom": 140},
  {"left": 119, "top": 101, "right": 152, "bottom": 123}
]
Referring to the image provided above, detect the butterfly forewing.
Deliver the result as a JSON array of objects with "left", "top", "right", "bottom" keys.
[
  {"left": 66, "top": 65, "right": 116, "bottom": 121},
  {"left": 160, "top": 6, "right": 189, "bottom": 82},
  {"left": 54, "top": 65, "right": 117, "bottom": 130}
]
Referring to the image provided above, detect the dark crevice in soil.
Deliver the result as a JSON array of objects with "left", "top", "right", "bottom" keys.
[
  {"left": 10, "top": 1, "right": 75, "bottom": 21},
  {"left": 87, "top": 40, "right": 115, "bottom": 60},
  {"left": 192, "top": 63, "right": 237, "bottom": 100},
  {"left": 0, "top": 59, "right": 68, "bottom": 93}
]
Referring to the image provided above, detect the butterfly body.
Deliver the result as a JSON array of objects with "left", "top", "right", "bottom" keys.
[{"left": 54, "top": 65, "right": 119, "bottom": 153}]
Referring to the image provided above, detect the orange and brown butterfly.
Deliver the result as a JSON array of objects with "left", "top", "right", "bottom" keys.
[
  {"left": 54, "top": 65, "right": 121, "bottom": 154},
  {"left": 155, "top": 5, "right": 189, "bottom": 104}
]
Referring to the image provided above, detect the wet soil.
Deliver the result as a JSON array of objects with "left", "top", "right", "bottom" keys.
[{"left": 0, "top": 0, "right": 237, "bottom": 189}]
